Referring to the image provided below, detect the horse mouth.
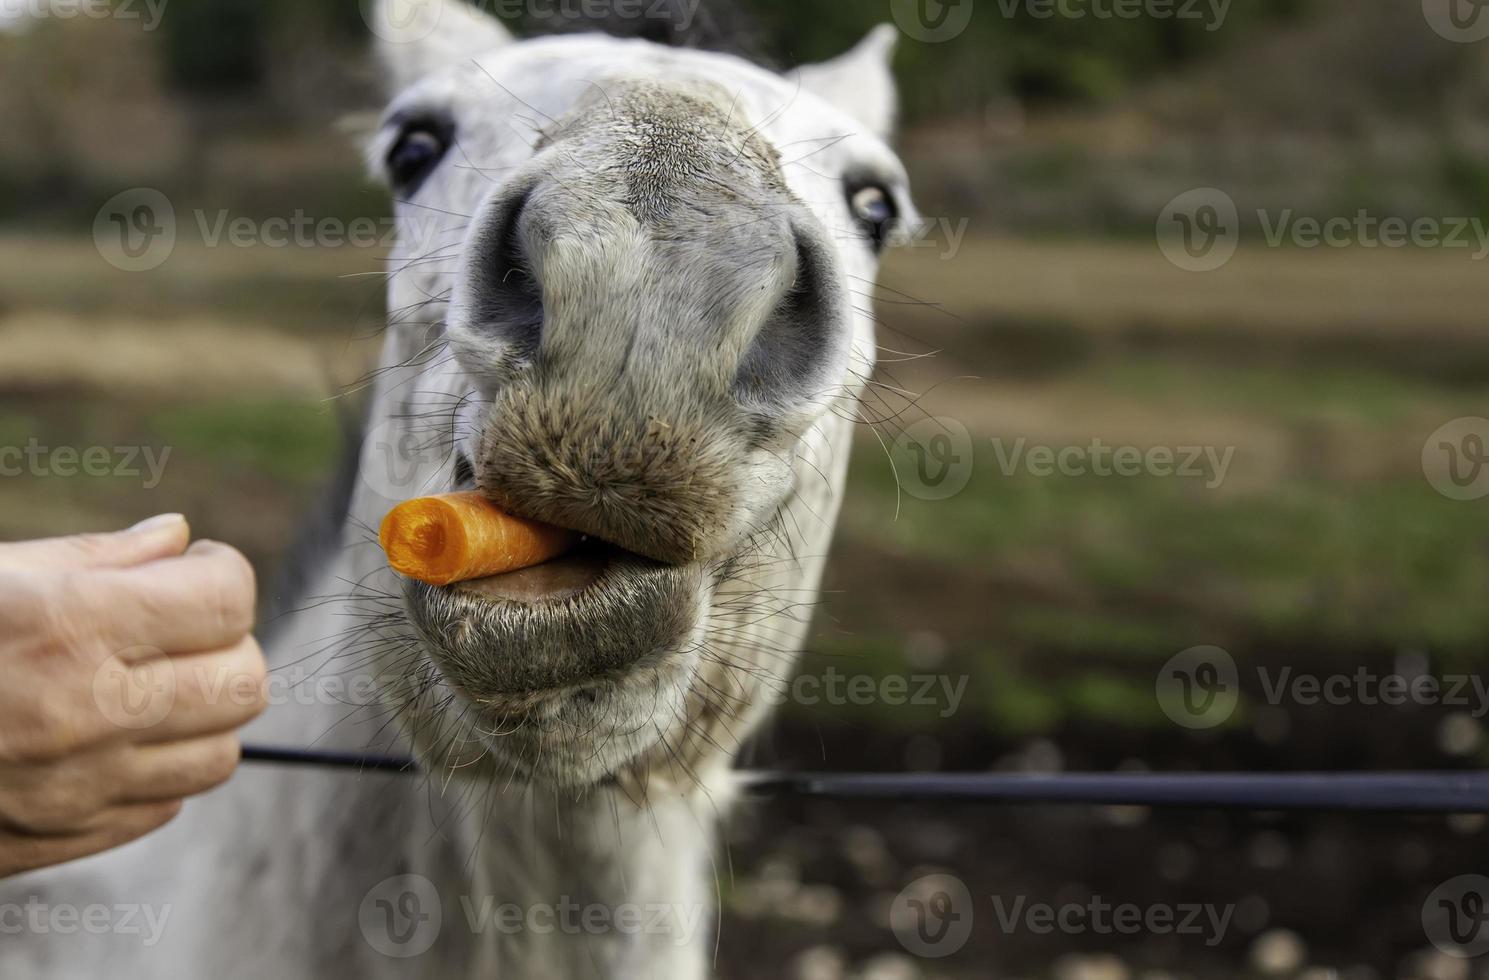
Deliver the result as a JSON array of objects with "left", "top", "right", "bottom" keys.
[
  {"left": 453, "top": 538, "right": 619, "bottom": 604},
  {"left": 400, "top": 518, "right": 707, "bottom": 713}
]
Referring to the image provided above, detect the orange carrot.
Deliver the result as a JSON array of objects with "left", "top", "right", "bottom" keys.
[{"left": 379, "top": 492, "right": 579, "bottom": 587}]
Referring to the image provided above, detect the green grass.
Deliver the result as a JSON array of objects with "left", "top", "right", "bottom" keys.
[
  {"left": 147, "top": 398, "right": 340, "bottom": 484},
  {"left": 796, "top": 635, "right": 1236, "bottom": 735},
  {"left": 1005, "top": 606, "right": 1193, "bottom": 659},
  {"left": 843, "top": 453, "right": 1489, "bottom": 655},
  {"left": 0, "top": 412, "right": 39, "bottom": 449}
]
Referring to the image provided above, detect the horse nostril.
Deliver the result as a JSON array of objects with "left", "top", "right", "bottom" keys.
[
  {"left": 469, "top": 187, "right": 544, "bottom": 352},
  {"left": 733, "top": 228, "right": 843, "bottom": 407}
]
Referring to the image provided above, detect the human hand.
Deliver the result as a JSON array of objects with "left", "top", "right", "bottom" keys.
[{"left": 0, "top": 515, "right": 267, "bottom": 879}]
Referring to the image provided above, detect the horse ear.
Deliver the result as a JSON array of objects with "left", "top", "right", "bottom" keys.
[
  {"left": 793, "top": 25, "right": 900, "bottom": 140},
  {"left": 370, "top": 0, "right": 514, "bottom": 91}
]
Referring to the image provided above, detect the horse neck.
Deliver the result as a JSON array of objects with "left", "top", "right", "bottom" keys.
[{"left": 460, "top": 786, "right": 721, "bottom": 979}]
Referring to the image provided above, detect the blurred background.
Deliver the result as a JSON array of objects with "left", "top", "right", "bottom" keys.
[{"left": 3, "top": 0, "right": 1489, "bottom": 977}]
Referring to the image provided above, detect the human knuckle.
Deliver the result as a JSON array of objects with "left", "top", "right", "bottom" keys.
[
  {"left": 37, "top": 571, "right": 104, "bottom": 656},
  {"left": 0, "top": 734, "right": 51, "bottom": 770},
  {"left": 63, "top": 533, "right": 115, "bottom": 565},
  {"left": 0, "top": 572, "right": 47, "bottom": 633},
  {"left": 138, "top": 798, "right": 184, "bottom": 831},
  {"left": 197, "top": 643, "right": 267, "bottom": 718},
  {"left": 12, "top": 782, "right": 101, "bottom": 834},
  {"left": 239, "top": 641, "right": 269, "bottom": 704},
  {"left": 197, "top": 736, "right": 243, "bottom": 789},
  {"left": 202, "top": 547, "right": 257, "bottom": 636},
  {"left": 1, "top": 694, "right": 94, "bottom": 765}
]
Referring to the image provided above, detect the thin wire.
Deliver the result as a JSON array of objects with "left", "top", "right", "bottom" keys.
[
  {"left": 238, "top": 746, "right": 1489, "bottom": 812},
  {"left": 241, "top": 744, "right": 417, "bottom": 773},
  {"left": 737, "top": 771, "right": 1489, "bottom": 813}
]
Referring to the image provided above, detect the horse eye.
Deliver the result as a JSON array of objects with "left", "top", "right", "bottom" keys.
[
  {"left": 387, "top": 127, "right": 449, "bottom": 190},
  {"left": 848, "top": 184, "right": 899, "bottom": 251}
]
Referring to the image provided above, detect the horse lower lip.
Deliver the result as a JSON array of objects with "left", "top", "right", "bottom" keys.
[
  {"left": 404, "top": 553, "right": 706, "bottom": 715},
  {"left": 452, "top": 547, "right": 610, "bottom": 603}
]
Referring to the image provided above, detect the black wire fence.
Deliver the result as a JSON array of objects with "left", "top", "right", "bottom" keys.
[{"left": 240, "top": 745, "right": 1489, "bottom": 813}]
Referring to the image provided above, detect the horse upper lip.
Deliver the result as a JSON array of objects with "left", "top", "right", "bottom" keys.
[
  {"left": 450, "top": 472, "right": 689, "bottom": 572},
  {"left": 448, "top": 467, "right": 625, "bottom": 564}
]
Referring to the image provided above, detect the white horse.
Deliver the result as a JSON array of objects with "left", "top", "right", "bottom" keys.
[{"left": 2, "top": 2, "right": 914, "bottom": 976}]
